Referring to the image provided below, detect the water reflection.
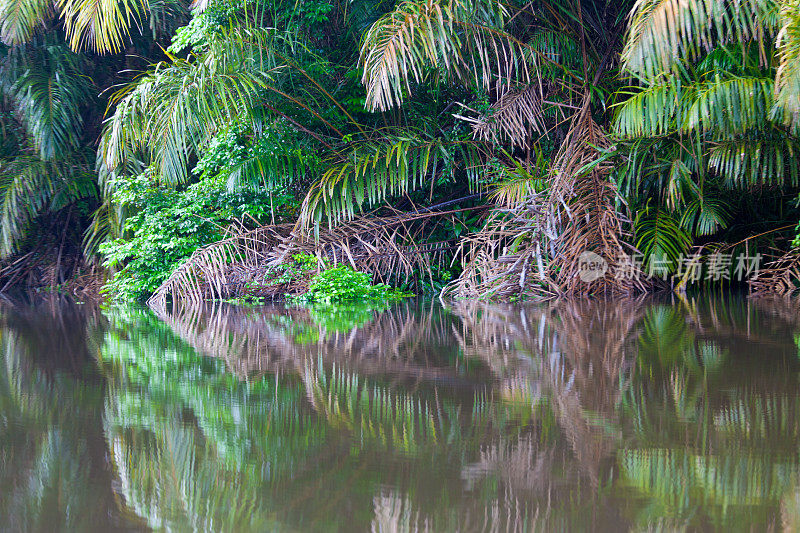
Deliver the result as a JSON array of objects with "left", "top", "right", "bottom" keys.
[
  {"left": 2, "top": 296, "right": 800, "bottom": 530},
  {"left": 0, "top": 299, "right": 140, "bottom": 531}
]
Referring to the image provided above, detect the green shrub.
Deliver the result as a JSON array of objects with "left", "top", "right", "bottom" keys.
[
  {"left": 302, "top": 265, "right": 409, "bottom": 304},
  {"left": 100, "top": 173, "right": 293, "bottom": 302}
]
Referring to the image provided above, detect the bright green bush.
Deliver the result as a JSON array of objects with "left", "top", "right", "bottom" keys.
[
  {"left": 100, "top": 173, "right": 292, "bottom": 302},
  {"left": 303, "top": 265, "right": 408, "bottom": 304}
]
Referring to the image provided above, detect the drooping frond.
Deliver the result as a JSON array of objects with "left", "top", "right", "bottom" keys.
[
  {"left": 708, "top": 134, "right": 800, "bottom": 187},
  {"left": 614, "top": 76, "right": 774, "bottom": 138},
  {"left": 0, "top": 155, "right": 94, "bottom": 256},
  {"left": 359, "top": 0, "right": 529, "bottom": 111},
  {"left": 621, "top": 0, "right": 777, "bottom": 81},
  {"left": 8, "top": 46, "right": 91, "bottom": 160},
  {"left": 103, "top": 27, "right": 283, "bottom": 184},
  {"left": 679, "top": 196, "right": 731, "bottom": 235},
  {"left": 774, "top": 0, "right": 800, "bottom": 132},
  {"left": 0, "top": 0, "right": 53, "bottom": 44},
  {"left": 299, "top": 136, "right": 482, "bottom": 229},
  {"left": 57, "top": 0, "right": 146, "bottom": 53},
  {"left": 456, "top": 85, "right": 544, "bottom": 148},
  {"left": 102, "top": 63, "right": 207, "bottom": 184},
  {"left": 634, "top": 205, "right": 692, "bottom": 267},
  {"left": 681, "top": 75, "right": 774, "bottom": 136},
  {"left": 613, "top": 83, "right": 682, "bottom": 138},
  {"left": 359, "top": 0, "right": 463, "bottom": 111}
]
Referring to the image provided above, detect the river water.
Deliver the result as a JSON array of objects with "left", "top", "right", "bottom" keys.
[{"left": 2, "top": 295, "right": 800, "bottom": 531}]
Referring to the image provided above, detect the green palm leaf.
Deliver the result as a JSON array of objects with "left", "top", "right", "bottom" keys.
[
  {"left": 7, "top": 44, "right": 91, "bottom": 160},
  {"left": 299, "top": 136, "right": 482, "bottom": 230},
  {"left": 679, "top": 196, "right": 731, "bottom": 236},
  {"left": 708, "top": 134, "right": 800, "bottom": 187},
  {"left": 103, "top": 27, "right": 283, "bottom": 184},
  {"left": 0, "top": 0, "right": 53, "bottom": 44},
  {"left": 621, "top": 0, "right": 776, "bottom": 81},
  {"left": 681, "top": 75, "right": 774, "bottom": 136},
  {"left": 635, "top": 205, "right": 692, "bottom": 268},
  {"left": 613, "top": 82, "right": 682, "bottom": 138},
  {"left": 359, "top": 0, "right": 528, "bottom": 111},
  {"left": 0, "top": 155, "right": 94, "bottom": 256},
  {"left": 57, "top": 0, "right": 146, "bottom": 53}
]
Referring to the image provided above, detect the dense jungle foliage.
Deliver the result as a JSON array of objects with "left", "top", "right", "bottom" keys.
[{"left": 1, "top": 0, "right": 800, "bottom": 300}]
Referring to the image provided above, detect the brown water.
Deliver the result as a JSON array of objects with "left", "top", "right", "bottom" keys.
[{"left": 2, "top": 295, "right": 800, "bottom": 531}]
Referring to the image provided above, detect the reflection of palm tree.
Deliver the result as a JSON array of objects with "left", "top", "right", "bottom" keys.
[
  {"left": 154, "top": 301, "right": 468, "bottom": 383},
  {"left": 450, "top": 299, "right": 646, "bottom": 488},
  {"left": 618, "top": 296, "right": 800, "bottom": 529},
  {"left": 97, "top": 296, "right": 800, "bottom": 531}
]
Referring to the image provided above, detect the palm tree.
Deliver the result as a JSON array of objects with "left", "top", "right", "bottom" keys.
[
  {"left": 0, "top": 37, "right": 98, "bottom": 260},
  {"left": 613, "top": 0, "right": 800, "bottom": 268},
  {"left": 0, "top": 0, "right": 187, "bottom": 53}
]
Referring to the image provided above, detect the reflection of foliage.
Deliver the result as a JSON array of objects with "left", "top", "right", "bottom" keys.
[
  {"left": 302, "top": 362, "right": 484, "bottom": 455},
  {"left": 637, "top": 305, "right": 729, "bottom": 376},
  {"left": 637, "top": 306, "right": 696, "bottom": 371},
  {"left": 7, "top": 296, "right": 800, "bottom": 531},
  {"left": 621, "top": 447, "right": 796, "bottom": 528},
  {"left": 0, "top": 303, "right": 133, "bottom": 531},
  {"left": 100, "top": 306, "right": 337, "bottom": 530},
  {"left": 101, "top": 306, "right": 327, "bottom": 469},
  {"left": 303, "top": 300, "right": 391, "bottom": 334},
  {"left": 303, "top": 265, "right": 410, "bottom": 304}
]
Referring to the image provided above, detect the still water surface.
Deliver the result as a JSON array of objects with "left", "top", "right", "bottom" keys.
[{"left": 2, "top": 296, "right": 800, "bottom": 531}]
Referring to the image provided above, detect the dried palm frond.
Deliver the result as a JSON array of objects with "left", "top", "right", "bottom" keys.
[
  {"left": 547, "top": 104, "right": 645, "bottom": 296},
  {"left": 149, "top": 206, "right": 483, "bottom": 309},
  {"left": 443, "top": 198, "right": 560, "bottom": 301},
  {"left": 455, "top": 85, "right": 545, "bottom": 149},
  {"left": 446, "top": 100, "right": 646, "bottom": 300},
  {"left": 748, "top": 248, "right": 800, "bottom": 297}
]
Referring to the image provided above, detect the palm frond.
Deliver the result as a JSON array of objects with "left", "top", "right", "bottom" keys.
[
  {"left": 57, "top": 0, "right": 146, "bottom": 53},
  {"left": 707, "top": 134, "right": 800, "bottom": 187},
  {"left": 455, "top": 85, "right": 544, "bottom": 148},
  {"left": 299, "top": 136, "right": 481, "bottom": 229},
  {"left": 359, "top": 0, "right": 464, "bottom": 111},
  {"left": 614, "top": 75, "right": 774, "bottom": 139},
  {"left": 8, "top": 45, "right": 91, "bottom": 160},
  {"left": 490, "top": 150, "right": 548, "bottom": 207},
  {"left": 0, "top": 155, "right": 93, "bottom": 256},
  {"left": 359, "top": 0, "right": 528, "bottom": 111},
  {"left": 774, "top": 0, "right": 800, "bottom": 132},
  {"left": 525, "top": 28, "right": 582, "bottom": 74},
  {"left": 679, "top": 196, "right": 731, "bottom": 236},
  {"left": 0, "top": 0, "right": 53, "bottom": 44},
  {"left": 103, "top": 27, "right": 282, "bottom": 184},
  {"left": 613, "top": 83, "right": 682, "bottom": 138},
  {"left": 681, "top": 75, "right": 774, "bottom": 136},
  {"left": 634, "top": 205, "right": 692, "bottom": 268},
  {"left": 621, "top": 0, "right": 776, "bottom": 81}
]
